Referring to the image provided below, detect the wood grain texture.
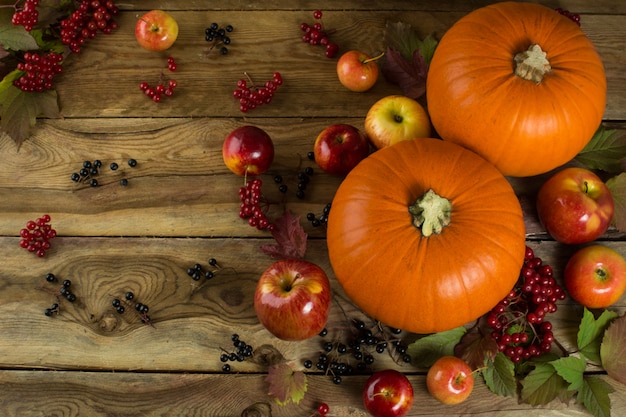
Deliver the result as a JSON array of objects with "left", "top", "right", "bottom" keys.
[{"left": 0, "top": 1, "right": 625, "bottom": 416}]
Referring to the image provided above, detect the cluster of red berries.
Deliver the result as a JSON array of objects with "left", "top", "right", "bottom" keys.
[
  {"left": 233, "top": 72, "right": 283, "bottom": 113},
  {"left": 13, "top": 51, "right": 64, "bottom": 92},
  {"left": 555, "top": 8, "right": 581, "bottom": 26},
  {"left": 485, "top": 246, "right": 566, "bottom": 363},
  {"left": 140, "top": 57, "right": 178, "bottom": 103},
  {"left": 238, "top": 179, "right": 275, "bottom": 231},
  {"left": 11, "top": 0, "right": 40, "bottom": 31},
  {"left": 60, "top": 0, "right": 119, "bottom": 53},
  {"left": 300, "top": 10, "right": 339, "bottom": 58},
  {"left": 19, "top": 214, "right": 56, "bottom": 258}
]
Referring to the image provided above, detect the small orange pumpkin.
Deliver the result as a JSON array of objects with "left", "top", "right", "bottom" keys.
[
  {"left": 426, "top": 2, "right": 606, "bottom": 177},
  {"left": 326, "top": 138, "right": 526, "bottom": 334}
]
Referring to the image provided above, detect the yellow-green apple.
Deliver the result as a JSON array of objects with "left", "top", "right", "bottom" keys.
[
  {"left": 135, "top": 10, "right": 179, "bottom": 51},
  {"left": 426, "top": 356, "right": 474, "bottom": 405},
  {"left": 536, "top": 167, "right": 615, "bottom": 244},
  {"left": 313, "top": 123, "right": 370, "bottom": 176},
  {"left": 336, "top": 50, "right": 382, "bottom": 92},
  {"left": 363, "top": 369, "right": 414, "bottom": 417},
  {"left": 564, "top": 245, "right": 626, "bottom": 308},
  {"left": 364, "top": 95, "right": 431, "bottom": 149},
  {"left": 254, "top": 259, "right": 331, "bottom": 341},
  {"left": 222, "top": 125, "right": 275, "bottom": 176}
]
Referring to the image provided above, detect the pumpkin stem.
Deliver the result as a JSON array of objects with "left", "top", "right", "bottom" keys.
[
  {"left": 408, "top": 189, "right": 452, "bottom": 237},
  {"left": 514, "top": 44, "right": 551, "bottom": 83}
]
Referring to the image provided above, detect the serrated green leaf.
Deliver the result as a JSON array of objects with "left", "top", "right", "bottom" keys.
[
  {"left": 576, "top": 126, "right": 626, "bottom": 174},
  {"left": 0, "top": 9, "right": 40, "bottom": 51},
  {"left": 265, "top": 363, "right": 307, "bottom": 406},
  {"left": 550, "top": 355, "right": 587, "bottom": 392},
  {"left": 407, "top": 327, "right": 466, "bottom": 368},
  {"left": 577, "top": 376, "right": 614, "bottom": 417},
  {"left": 600, "top": 313, "right": 626, "bottom": 385},
  {"left": 483, "top": 352, "right": 517, "bottom": 397},
  {"left": 383, "top": 21, "right": 438, "bottom": 64},
  {"left": 520, "top": 363, "right": 571, "bottom": 405},
  {"left": 606, "top": 173, "right": 626, "bottom": 232},
  {"left": 578, "top": 308, "right": 619, "bottom": 364}
]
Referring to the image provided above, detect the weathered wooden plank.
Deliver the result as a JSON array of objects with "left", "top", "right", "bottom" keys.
[
  {"left": 38, "top": 10, "right": 625, "bottom": 120},
  {"left": 1, "top": 370, "right": 625, "bottom": 417}
]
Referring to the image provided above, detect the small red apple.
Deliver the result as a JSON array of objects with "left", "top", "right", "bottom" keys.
[
  {"left": 222, "top": 125, "right": 275, "bottom": 176},
  {"left": 254, "top": 259, "right": 331, "bottom": 341},
  {"left": 426, "top": 356, "right": 474, "bottom": 405},
  {"left": 336, "top": 50, "right": 382, "bottom": 92},
  {"left": 313, "top": 123, "right": 370, "bottom": 176},
  {"left": 536, "top": 167, "right": 615, "bottom": 244},
  {"left": 135, "top": 10, "right": 179, "bottom": 51},
  {"left": 564, "top": 245, "right": 626, "bottom": 308},
  {"left": 363, "top": 369, "right": 414, "bottom": 417},
  {"left": 364, "top": 95, "right": 431, "bottom": 149}
]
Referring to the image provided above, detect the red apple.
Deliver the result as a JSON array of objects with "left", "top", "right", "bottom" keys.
[
  {"left": 364, "top": 95, "right": 431, "bottom": 149},
  {"left": 564, "top": 245, "right": 626, "bottom": 308},
  {"left": 254, "top": 259, "right": 331, "bottom": 341},
  {"left": 313, "top": 123, "right": 370, "bottom": 176},
  {"left": 222, "top": 125, "right": 275, "bottom": 176},
  {"left": 426, "top": 356, "right": 474, "bottom": 405},
  {"left": 363, "top": 369, "right": 414, "bottom": 417},
  {"left": 336, "top": 50, "right": 382, "bottom": 92},
  {"left": 135, "top": 10, "right": 179, "bottom": 51},
  {"left": 536, "top": 167, "right": 615, "bottom": 244}
]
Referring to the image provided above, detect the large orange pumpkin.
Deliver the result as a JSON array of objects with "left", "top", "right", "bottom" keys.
[
  {"left": 326, "top": 138, "right": 526, "bottom": 334},
  {"left": 426, "top": 2, "right": 606, "bottom": 177}
]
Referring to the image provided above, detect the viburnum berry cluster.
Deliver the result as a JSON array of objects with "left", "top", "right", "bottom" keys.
[
  {"left": 11, "top": 0, "right": 40, "bottom": 31},
  {"left": 300, "top": 10, "right": 339, "bottom": 58},
  {"left": 59, "top": 0, "right": 119, "bottom": 53},
  {"left": 13, "top": 51, "right": 64, "bottom": 92},
  {"left": 485, "top": 246, "right": 566, "bottom": 363},
  {"left": 19, "top": 214, "right": 56, "bottom": 257},
  {"left": 233, "top": 72, "right": 283, "bottom": 113},
  {"left": 555, "top": 7, "right": 581, "bottom": 26},
  {"left": 238, "top": 178, "right": 275, "bottom": 231},
  {"left": 139, "top": 57, "right": 178, "bottom": 103}
]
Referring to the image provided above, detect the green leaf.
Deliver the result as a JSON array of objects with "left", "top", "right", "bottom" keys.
[
  {"left": 383, "top": 21, "right": 437, "bottom": 63},
  {"left": 0, "top": 9, "right": 40, "bottom": 51},
  {"left": 576, "top": 126, "right": 626, "bottom": 174},
  {"left": 606, "top": 173, "right": 626, "bottom": 232},
  {"left": 482, "top": 352, "right": 517, "bottom": 397},
  {"left": 520, "top": 362, "right": 571, "bottom": 405},
  {"left": 0, "top": 85, "right": 61, "bottom": 147},
  {"left": 407, "top": 327, "right": 466, "bottom": 368},
  {"left": 265, "top": 363, "right": 307, "bottom": 406},
  {"left": 600, "top": 313, "right": 626, "bottom": 385},
  {"left": 577, "top": 376, "right": 614, "bottom": 417},
  {"left": 578, "top": 308, "right": 618, "bottom": 364},
  {"left": 550, "top": 355, "right": 587, "bottom": 392}
]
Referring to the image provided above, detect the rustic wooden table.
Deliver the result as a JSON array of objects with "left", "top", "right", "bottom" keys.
[{"left": 1, "top": 1, "right": 625, "bottom": 416}]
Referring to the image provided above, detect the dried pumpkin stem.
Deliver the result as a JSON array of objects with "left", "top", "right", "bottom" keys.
[
  {"left": 408, "top": 189, "right": 452, "bottom": 237},
  {"left": 514, "top": 44, "right": 551, "bottom": 83}
]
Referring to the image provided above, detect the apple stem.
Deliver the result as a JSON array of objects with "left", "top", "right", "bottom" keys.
[
  {"left": 408, "top": 189, "right": 452, "bottom": 237},
  {"left": 514, "top": 44, "right": 551, "bottom": 83},
  {"left": 362, "top": 51, "right": 385, "bottom": 64}
]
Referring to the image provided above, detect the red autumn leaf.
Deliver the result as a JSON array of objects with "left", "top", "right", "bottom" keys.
[
  {"left": 381, "top": 47, "right": 428, "bottom": 100},
  {"left": 259, "top": 210, "right": 307, "bottom": 259},
  {"left": 265, "top": 362, "right": 307, "bottom": 406}
]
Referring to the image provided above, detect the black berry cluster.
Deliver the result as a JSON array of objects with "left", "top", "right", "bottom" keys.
[
  {"left": 219, "top": 333, "right": 254, "bottom": 372},
  {"left": 303, "top": 319, "right": 411, "bottom": 385},
  {"left": 299, "top": 10, "right": 339, "bottom": 58},
  {"left": 70, "top": 158, "right": 137, "bottom": 187},
  {"left": 306, "top": 203, "right": 331, "bottom": 227},
  {"left": 19, "top": 214, "right": 56, "bottom": 258},
  {"left": 42, "top": 273, "right": 77, "bottom": 317},
  {"left": 274, "top": 166, "right": 315, "bottom": 200},
  {"left": 139, "top": 57, "right": 178, "bottom": 103},
  {"left": 205, "top": 22, "right": 234, "bottom": 55},
  {"left": 187, "top": 258, "right": 220, "bottom": 281},
  {"left": 112, "top": 291, "right": 153, "bottom": 326}
]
